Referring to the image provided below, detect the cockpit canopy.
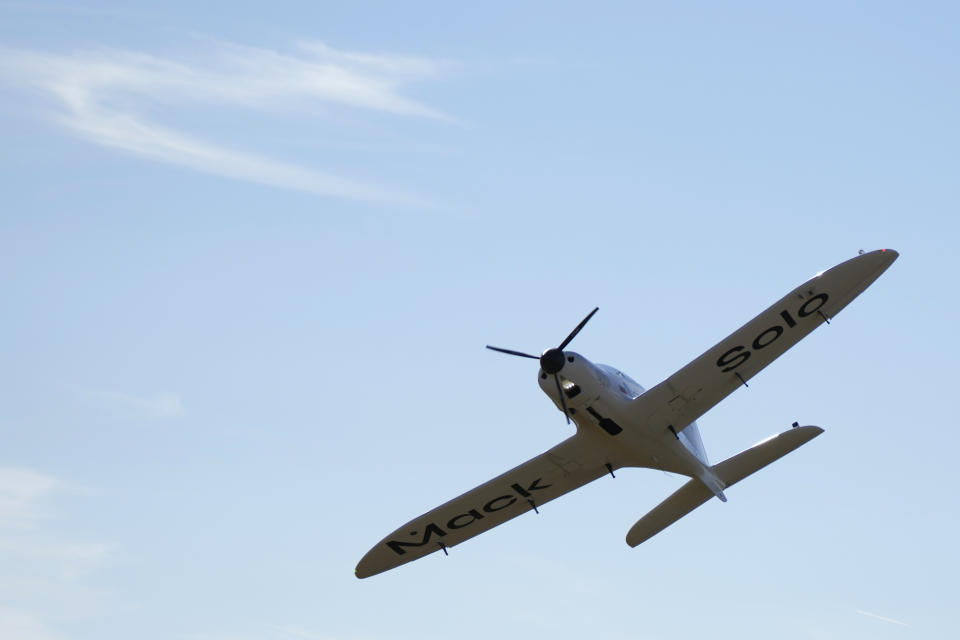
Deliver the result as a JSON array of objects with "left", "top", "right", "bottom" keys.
[{"left": 596, "top": 364, "right": 644, "bottom": 399}]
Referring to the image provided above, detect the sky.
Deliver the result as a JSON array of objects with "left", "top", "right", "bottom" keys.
[{"left": 0, "top": 2, "right": 958, "bottom": 639}]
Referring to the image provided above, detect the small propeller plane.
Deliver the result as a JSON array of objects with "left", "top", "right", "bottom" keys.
[{"left": 356, "top": 249, "right": 898, "bottom": 579}]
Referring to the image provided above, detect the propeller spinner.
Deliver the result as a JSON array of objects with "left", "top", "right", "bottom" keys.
[{"left": 486, "top": 307, "right": 599, "bottom": 424}]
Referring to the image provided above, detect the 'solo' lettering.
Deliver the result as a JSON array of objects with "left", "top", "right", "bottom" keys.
[{"left": 715, "top": 293, "right": 829, "bottom": 373}]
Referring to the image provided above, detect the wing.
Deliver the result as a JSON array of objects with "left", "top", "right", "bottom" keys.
[
  {"left": 355, "top": 430, "right": 612, "bottom": 578},
  {"left": 632, "top": 249, "right": 898, "bottom": 435}
]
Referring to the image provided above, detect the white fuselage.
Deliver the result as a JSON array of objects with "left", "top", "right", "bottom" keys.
[{"left": 537, "top": 351, "right": 715, "bottom": 484}]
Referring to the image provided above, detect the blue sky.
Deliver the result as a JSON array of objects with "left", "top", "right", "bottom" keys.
[{"left": 1, "top": 2, "right": 957, "bottom": 639}]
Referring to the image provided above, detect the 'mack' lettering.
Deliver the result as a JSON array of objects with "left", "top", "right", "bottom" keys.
[
  {"left": 384, "top": 477, "right": 554, "bottom": 555},
  {"left": 511, "top": 478, "right": 552, "bottom": 496},
  {"left": 386, "top": 523, "right": 446, "bottom": 555}
]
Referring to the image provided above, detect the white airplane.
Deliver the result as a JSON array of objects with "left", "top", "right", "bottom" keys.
[{"left": 356, "top": 249, "right": 898, "bottom": 579}]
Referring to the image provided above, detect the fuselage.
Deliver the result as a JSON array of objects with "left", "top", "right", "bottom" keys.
[{"left": 537, "top": 351, "right": 711, "bottom": 479}]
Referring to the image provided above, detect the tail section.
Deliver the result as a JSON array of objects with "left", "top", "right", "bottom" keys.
[
  {"left": 626, "top": 425, "right": 823, "bottom": 547},
  {"left": 675, "top": 420, "right": 728, "bottom": 502}
]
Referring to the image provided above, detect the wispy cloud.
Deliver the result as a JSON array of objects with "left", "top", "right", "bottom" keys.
[
  {"left": 0, "top": 40, "right": 453, "bottom": 204},
  {"left": 0, "top": 467, "right": 109, "bottom": 637},
  {"left": 856, "top": 609, "right": 909, "bottom": 627},
  {"left": 81, "top": 388, "right": 184, "bottom": 420},
  {"left": 184, "top": 627, "right": 344, "bottom": 640},
  {"left": 0, "top": 608, "right": 58, "bottom": 640},
  {"left": 0, "top": 468, "right": 57, "bottom": 524},
  {"left": 275, "top": 625, "right": 326, "bottom": 640}
]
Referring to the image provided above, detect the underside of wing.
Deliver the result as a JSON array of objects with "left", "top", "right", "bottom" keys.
[
  {"left": 355, "top": 431, "right": 613, "bottom": 578},
  {"left": 632, "top": 249, "right": 898, "bottom": 434}
]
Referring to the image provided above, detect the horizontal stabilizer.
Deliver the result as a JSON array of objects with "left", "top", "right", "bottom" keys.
[{"left": 625, "top": 425, "right": 823, "bottom": 547}]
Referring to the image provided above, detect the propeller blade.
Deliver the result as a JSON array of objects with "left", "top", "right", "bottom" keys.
[
  {"left": 557, "top": 307, "right": 599, "bottom": 350},
  {"left": 485, "top": 345, "right": 539, "bottom": 359},
  {"left": 553, "top": 374, "right": 570, "bottom": 424}
]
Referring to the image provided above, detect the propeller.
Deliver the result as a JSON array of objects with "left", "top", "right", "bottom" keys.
[{"left": 486, "top": 307, "right": 599, "bottom": 424}]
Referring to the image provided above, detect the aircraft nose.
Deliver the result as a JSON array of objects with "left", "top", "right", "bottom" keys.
[{"left": 539, "top": 348, "right": 565, "bottom": 374}]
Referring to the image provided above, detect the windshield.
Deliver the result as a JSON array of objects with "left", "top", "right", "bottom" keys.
[{"left": 597, "top": 364, "right": 644, "bottom": 399}]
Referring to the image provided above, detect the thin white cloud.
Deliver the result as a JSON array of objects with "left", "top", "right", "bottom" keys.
[
  {"left": 855, "top": 609, "right": 909, "bottom": 627},
  {"left": 0, "top": 538, "right": 109, "bottom": 581},
  {"left": 82, "top": 389, "right": 184, "bottom": 420},
  {"left": 0, "top": 468, "right": 57, "bottom": 523},
  {"left": 0, "top": 608, "right": 59, "bottom": 640},
  {"left": 275, "top": 626, "right": 324, "bottom": 640},
  {"left": 185, "top": 629, "right": 341, "bottom": 640},
  {"left": 0, "top": 40, "right": 453, "bottom": 205},
  {"left": 0, "top": 467, "right": 109, "bottom": 636}
]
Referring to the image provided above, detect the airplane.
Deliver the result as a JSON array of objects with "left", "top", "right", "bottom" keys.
[{"left": 355, "top": 248, "right": 898, "bottom": 579}]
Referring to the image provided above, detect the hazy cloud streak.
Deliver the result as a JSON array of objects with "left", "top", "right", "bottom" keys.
[
  {"left": 0, "top": 41, "right": 452, "bottom": 204},
  {"left": 855, "top": 609, "right": 909, "bottom": 627},
  {"left": 0, "top": 467, "right": 109, "bottom": 636},
  {"left": 0, "top": 608, "right": 58, "bottom": 640},
  {"left": 81, "top": 389, "right": 185, "bottom": 420},
  {"left": 0, "top": 468, "right": 57, "bottom": 524}
]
